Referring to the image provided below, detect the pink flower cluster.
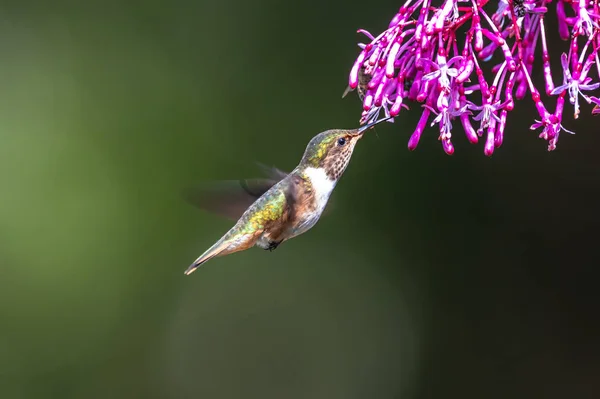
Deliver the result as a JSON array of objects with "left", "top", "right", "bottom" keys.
[{"left": 346, "top": 0, "right": 600, "bottom": 155}]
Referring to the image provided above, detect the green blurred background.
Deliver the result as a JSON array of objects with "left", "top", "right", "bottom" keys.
[{"left": 1, "top": 1, "right": 599, "bottom": 398}]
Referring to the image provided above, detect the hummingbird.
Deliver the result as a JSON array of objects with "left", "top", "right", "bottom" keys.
[
  {"left": 183, "top": 117, "right": 390, "bottom": 275},
  {"left": 342, "top": 64, "right": 370, "bottom": 100},
  {"left": 342, "top": 65, "right": 414, "bottom": 101}
]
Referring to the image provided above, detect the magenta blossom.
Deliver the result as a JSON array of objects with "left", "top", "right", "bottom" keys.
[{"left": 346, "top": 0, "right": 600, "bottom": 155}]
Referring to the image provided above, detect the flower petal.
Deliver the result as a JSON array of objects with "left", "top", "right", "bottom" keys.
[
  {"left": 447, "top": 55, "right": 464, "bottom": 67},
  {"left": 550, "top": 84, "right": 568, "bottom": 96},
  {"left": 589, "top": 96, "right": 600, "bottom": 106},
  {"left": 560, "top": 53, "right": 569, "bottom": 72},
  {"left": 530, "top": 120, "right": 544, "bottom": 130},
  {"left": 419, "top": 58, "right": 439, "bottom": 71},
  {"left": 422, "top": 70, "right": 441, "bottom": 81},
  {"left": 580, "top": 82, "right": 600, "bottom": 91}
]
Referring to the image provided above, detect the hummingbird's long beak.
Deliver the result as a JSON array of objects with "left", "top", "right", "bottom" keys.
[{"left": 354, "top": 116, "right": 393, "bottom": 137}]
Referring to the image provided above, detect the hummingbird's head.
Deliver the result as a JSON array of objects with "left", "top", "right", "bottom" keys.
[{"left": 300, "top": 117, "right": 391, "bottom": 180}]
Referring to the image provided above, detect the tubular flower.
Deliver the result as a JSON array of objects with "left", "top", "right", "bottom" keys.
[{"left": 346, "top": 0, "right": 600, "bottom": 155}]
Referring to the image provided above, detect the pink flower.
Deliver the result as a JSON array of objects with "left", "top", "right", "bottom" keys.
[{"left": 346, "top": 0, "right": 600, "bottom": 155}]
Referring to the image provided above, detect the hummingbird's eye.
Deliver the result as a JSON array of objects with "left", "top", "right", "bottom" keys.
[{"left": 337, "top": 137, "right": 347, "bottom": 146}]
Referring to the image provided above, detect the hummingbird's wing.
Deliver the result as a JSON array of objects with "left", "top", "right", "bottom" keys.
[
  {"left": 183, "top": 164, "right": 289, "bottom": 220},
  {"left": 183, "top": 178, "right": 281, "bottom": 221},
  {"left": 255, "top": 162, "right": 289, "bottom": 181},
  {"left": 341, "top": 85, "right": 355, "bottom": 98},
  {"left": 184, "top": 163, "right": 334, "bottom": 220}
]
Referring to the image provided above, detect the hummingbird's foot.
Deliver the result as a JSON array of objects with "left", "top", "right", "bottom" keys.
[{"left": 265, "top": 240, "right": 282, "bottom": 252}]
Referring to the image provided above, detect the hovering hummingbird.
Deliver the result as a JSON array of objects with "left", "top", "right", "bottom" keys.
[
  {"left": 183, "top": 117, "right": 390, "bottom": 275},
  {"left": 342, "top": 65, "right": 414, "bottom": 101},
  {"left": 342, "top": 64, "right": 370, "bottom": 100}
]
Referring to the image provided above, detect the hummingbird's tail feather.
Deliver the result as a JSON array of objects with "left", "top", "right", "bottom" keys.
[{"left": 184, "top": 240, "right": 231, "bottom": 275}]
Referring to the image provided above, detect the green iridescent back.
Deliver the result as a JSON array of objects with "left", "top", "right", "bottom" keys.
[{"left": 226, "top": 179, "right": 289, "bottom": 236}]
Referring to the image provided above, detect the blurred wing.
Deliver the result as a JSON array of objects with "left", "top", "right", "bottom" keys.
[
  {"left": 183, "top": 178, "right": 281, "bottom": 221},
  {"left": 255, "top": 162, "right": 289, "bottom": 181},
  {"left": 184, "top": 163, "right": 334, "bottom": 220},
  {"left": 342, "top": 85, "right": 355, "bottom": 99}
]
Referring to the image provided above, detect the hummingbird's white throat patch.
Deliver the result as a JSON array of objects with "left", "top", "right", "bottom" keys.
[{"left": 304, "top": 167, "right": 336, "bottom": 210}]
